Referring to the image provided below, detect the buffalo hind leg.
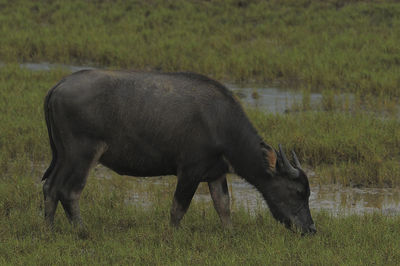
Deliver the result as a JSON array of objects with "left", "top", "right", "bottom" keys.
[
  {"left": 43, "top": 167, "right": 60, "bottom": 227},
  {"left": 43, "top": 160, "right": 90, "bottom": 228},
  {"left": 44, "top": 140, "right": 104, "bottom": 228},
  {"left": 170, "top": 177, "right": 199, "bottom": 227},
  {"left": 58, "top": 162, "right": 90, "bottom": 227},
  {"left": 208, "top": 175, "right": 232, "bottom": 228},
  {"left": 59, "top": 143, "right": 105, "bottom": 227}
]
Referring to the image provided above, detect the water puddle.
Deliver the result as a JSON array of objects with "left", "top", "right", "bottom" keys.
[
  {"left": 310, "top": 184, "right": 400, "bottom": 216},
  {"left": 20, "top": 62, "right": 95, "bottom": 72},
  {"left": 229, "top": 85, "right": 323, "bottom": 114},
  {"left": 11, "top": 62, "right": 323, "bottom": 114},
  {"left": 3, "top": 61, "right": 398, "bottom": 116},
  {"left": 208, "top": 176, "right": 400, "bottom": 216},
  {"left": 94, "top": 167, "right": 400, "bottom": 216}
]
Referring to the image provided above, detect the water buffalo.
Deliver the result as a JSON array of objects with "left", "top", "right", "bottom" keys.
[{"left": 42, "top": 70, "right": 316, "bottom": 234}]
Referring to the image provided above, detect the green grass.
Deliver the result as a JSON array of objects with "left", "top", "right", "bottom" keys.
[
  {"left": 1, "top": 0, "right": 400, "bottom": 96},
  {"left": 1, "top": 173, "right": 400, "bottom": 265},
  {"left": 1, "top": 1, "right": 399, "bottom": 264},
  {"left": 248, "top": 109, "right": 400, "bottom": 186}
]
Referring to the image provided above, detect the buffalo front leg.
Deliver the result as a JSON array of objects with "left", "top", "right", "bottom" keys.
[
  {"left": 170, "top": 178, "right": 199, "bottom": 227},
  {"left": 208, "top": 175, "right": 232, "bottom": 228}
]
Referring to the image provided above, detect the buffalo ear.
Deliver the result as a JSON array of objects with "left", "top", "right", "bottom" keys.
[
  {"left": 261, "top": 142, "right": 277, "bottom": 171},
  {"left": 266, "top": 148, "right": 277, "bottom": 171}
]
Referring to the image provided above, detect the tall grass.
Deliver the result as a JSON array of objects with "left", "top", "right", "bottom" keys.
[
  {"left": 0, "top": 0, "right": 400, "bottom": 96},
  {"left": 0, "top": 65, "right": 67, "bottom": 176},
  {"left": 248, "top": 109, "right": 400, "bottom": 186}
]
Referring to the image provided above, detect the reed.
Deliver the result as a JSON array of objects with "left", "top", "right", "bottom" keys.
[{"left": 1, "top": 0, "right": 399, "bottom": 96}]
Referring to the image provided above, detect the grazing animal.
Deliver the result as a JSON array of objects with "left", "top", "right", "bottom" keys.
[{"left": 42, "top": 70, "right": 316, "bottom": 234}]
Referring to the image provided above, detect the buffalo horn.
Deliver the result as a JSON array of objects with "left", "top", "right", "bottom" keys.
[
  {"left": 292, "top": 150, "right": 302, "bottom": 169},
  {"left": 278, "top": 144, "right": 299, "bottom": 178}
]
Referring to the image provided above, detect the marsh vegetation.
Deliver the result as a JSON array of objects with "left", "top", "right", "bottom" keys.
[{"left": 1, "top": 0, "right": 400, "bottom": 96}]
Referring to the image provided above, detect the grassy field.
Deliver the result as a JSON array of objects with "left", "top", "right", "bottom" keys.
[
  {"left": 1, "top": 0, "right": 400, "bottom": 96},
  {"left": 1, "top": 1, "right": 400, "bottom": 264},
  {"left": 1, "top": 173, "right": 400, "bottom": 265}
]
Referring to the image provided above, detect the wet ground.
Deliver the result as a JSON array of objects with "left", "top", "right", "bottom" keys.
[
  {"left": 15, "top": 62, "right": 400, "bottom": 216},
  {"left": 228, "top": 174, "right": 400, "bottom": 216},
  {"left": 16, "top": 62, "right": 322, "bottom": 114},
  {"left": 94, "top": 166, "right": 400, "bottom": 216},
  {"left": 229, "top": 85, "right": 323, "bottom": 114}
]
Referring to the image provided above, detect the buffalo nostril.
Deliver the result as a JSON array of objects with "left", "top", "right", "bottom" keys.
[{"left": 309, "top": 223, "right": 317, "bottom": 233}]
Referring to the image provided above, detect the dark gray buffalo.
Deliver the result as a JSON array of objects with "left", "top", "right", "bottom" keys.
[{"left": 42, "top": 70, "right": 316, "bottom": 234}]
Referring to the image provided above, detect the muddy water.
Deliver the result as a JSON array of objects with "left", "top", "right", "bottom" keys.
[
  {"left": 208, "top": 178, "right": 397, "bottom": 216},
  {"left": 16, "top": 62, "right": 345, "bottom": 114},
  {"left": 228, "top": 176, "right": 400, "bottom": 216},
  {"left": 229, "top": 85, "right": 322, "bottom": 114},
  {"left": 127, "top": 174, "right": 400, "bottom": 216},
  {"left": 16, "top": 62, "right": 320, "bottom": 114},
  {"left": 310, "top": 184, "right": 400, "bottom": 216},
  {"left": 94, "top": 167, "right": 400, "bottom": 216},
  {"left": 16, "top": 62, "right": 400, "bottom": 215},
  {"left": 20, "top": 62, "right": 95, "bottom": 72}
]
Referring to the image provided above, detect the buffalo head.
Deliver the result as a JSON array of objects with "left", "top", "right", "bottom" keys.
[{"left": 264, "top": 145, "right": 316, "bottom": 235}]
